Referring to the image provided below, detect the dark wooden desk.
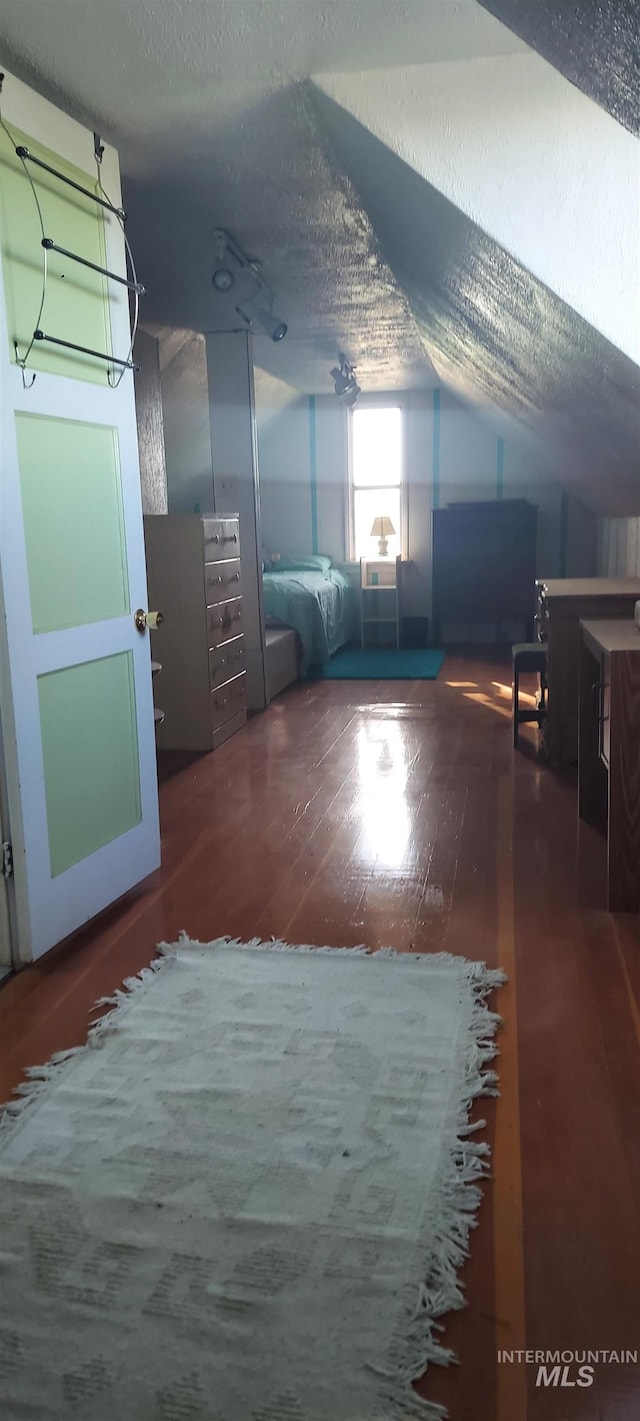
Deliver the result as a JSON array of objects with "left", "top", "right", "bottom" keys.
[
  {"left": 578, "top": 618, "right": 640, "bottom": 912},
  {"left": 537, "top": 577, "right": 640, "bottom": 765}
]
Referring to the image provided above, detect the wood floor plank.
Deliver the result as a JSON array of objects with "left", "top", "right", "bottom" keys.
[{"left": 1, "top": 652, "right": 639, "bottom": 1421}]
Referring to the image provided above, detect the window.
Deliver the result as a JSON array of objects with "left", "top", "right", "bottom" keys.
[{"left": 350, "top": 405, "right": 403, "bottom": 561}]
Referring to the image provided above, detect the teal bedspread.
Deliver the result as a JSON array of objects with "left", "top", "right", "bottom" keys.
[{"left": 262, "top": 569, "right": 355, "bottom": 674}]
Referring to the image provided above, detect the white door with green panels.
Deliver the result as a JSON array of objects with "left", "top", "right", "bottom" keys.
[{"left": 0, "top": 69, "right": 160, "bottom": 962}]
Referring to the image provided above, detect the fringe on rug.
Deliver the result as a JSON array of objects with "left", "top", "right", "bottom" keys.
[
  {"left": 161, "top": 935, "right": 507, "bottom": 1421},
  {"left": 0, "top": 933, "right": 506, "bottom": 1421}
]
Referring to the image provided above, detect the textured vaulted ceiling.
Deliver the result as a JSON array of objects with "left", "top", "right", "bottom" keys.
[
  {"left": 0, "top": 0, "right": 523, "bottom": 150},
  {"left": 312, "top": 91, "right": 640, "bottom": 515},
  {"left": 122, "top": 83, "right": 430, "bottom": 393},
  {"left": 0, "top": 0, "right": 522, "bottom": 392},
  {"left": 0, "top": 0, "right": 637, "bottom": 509},
  {"left": 478, "top": 0, "right": 640, "bottom": 136}
]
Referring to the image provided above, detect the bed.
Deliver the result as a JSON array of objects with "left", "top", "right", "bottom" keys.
[{"left": 262, "top": 554, "right": 356, "bottom": 676}]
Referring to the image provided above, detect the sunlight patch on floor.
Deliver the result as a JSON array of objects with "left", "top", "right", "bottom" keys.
[
  {"left": 356, "top": 720, "right": 411, "bottom": 869},
  {"left": 492, "top": 680, "right": 537, "bottom": 707},
  {"left": 463, "top": 692, "right": 511, "bottom": 720}
]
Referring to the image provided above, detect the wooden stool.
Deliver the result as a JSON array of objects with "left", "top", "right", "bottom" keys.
[{"left": 512, "top": 642, "right": 547, "bottom": 748}]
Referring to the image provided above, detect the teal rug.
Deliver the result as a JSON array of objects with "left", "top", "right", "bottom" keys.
[{"left": 312, "top": 648, "right": 446, "bottom": 680}]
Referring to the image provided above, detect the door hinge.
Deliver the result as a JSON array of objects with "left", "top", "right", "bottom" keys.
[{"left": 2, "top": 841, "right": 13, "bottom": 879}]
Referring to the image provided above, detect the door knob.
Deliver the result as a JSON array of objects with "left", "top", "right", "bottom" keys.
[{"left": 134, "top": 608, "right": 164, "bottom": 633}]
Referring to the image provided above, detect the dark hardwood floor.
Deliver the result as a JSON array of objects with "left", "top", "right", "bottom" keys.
[{"left": 1, "top": 649, "right": 638, "bottom": 1421}]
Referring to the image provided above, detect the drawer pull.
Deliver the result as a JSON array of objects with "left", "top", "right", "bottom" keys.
[
  {"left": 591, "top": 680, "right": 610, "bottom": 723},
  {"left": 231, "top": 571, "right": 240, "bottom": 581},
  {"left": 223, "top": 533, "right": 238, "bottom": 544},
  {"left": 211, "top": 575, "right": 223, "bottom": 585},
  {"left": 216, "top": 697, "right": 228, "bottom": 709}
]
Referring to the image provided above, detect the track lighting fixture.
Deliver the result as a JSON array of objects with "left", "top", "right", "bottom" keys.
[
  {"left": 330, "top": 354, "right": 361, "bottom": 406},
  {"left": 211, "top": 229, "right": 236, "bottom": 291},
  {"left": 212, "top": 227, "right": 287, "bottom": 341},
  {"left": 235, "top": 287, "right": 287, "bottom": 343},
  {"left": 255, "top": 309, "right": 288, "bottom": 342},
  {"left": 343, "top": 381, "right": 361, "bottom": 408},
  {"left": 330, "top": 365, "right": 352, "bottom": 397}
]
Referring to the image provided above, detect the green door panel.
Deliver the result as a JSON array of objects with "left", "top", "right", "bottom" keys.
[
  {"left": 38, "top": 653, "right": 142, "bottom": 878},
  {"left": 0, "top": 122, "right": 112, "bottom": 383},
  {"left": 15, "top": 411, "right": 130, "bottom": 633}
]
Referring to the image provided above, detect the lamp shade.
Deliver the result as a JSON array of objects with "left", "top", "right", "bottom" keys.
[{"left": 370, "top": 516, "right": 395, "bottom": 537}]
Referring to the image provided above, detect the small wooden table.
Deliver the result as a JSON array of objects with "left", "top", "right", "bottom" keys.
[{"left": 578, "top": 618, "right": 640, "bottom": 911}]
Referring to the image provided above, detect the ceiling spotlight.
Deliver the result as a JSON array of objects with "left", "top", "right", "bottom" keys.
[
  {"left": 330, "top": 354, "right": 360, "bottom": 405},
  {"left": 343, "top": 381, "right": 361, "bottom": 408},
  {"left": 330, "top": 365, "right": 351, "bottom": 396},
  {"left": 255, "top": 309, "right": 288, "bottom": 342},
  {"left": 236, "top": 292, "right": 288, "bottom": 343}
]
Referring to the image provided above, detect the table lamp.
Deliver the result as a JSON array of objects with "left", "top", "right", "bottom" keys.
[{"left": 371, "top": 515, "right": 395, "bottom": 557}]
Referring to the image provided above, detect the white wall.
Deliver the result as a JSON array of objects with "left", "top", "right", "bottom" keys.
[
  {"left": 257, "top": 391, "right": 430, "bottom": 585},
  {"left": 315, "top": 53, "right": 640, "bottom": 363},
  {"left": 599, "top": 518, "right": 640, "bottom": 577},
  {"left": 315, "top": 397, "right": 350, "bottom": 564},
  {"left": 256, "top": 397, "right": 315, "bottom": 555},
  {"left": 159, "top": 331, "right": 214, "bottom": 514},
  {"left": 257, "top": 386, "right": 597, "bottom": 631}
]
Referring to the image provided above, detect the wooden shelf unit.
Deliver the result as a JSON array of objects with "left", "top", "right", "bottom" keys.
[{"left": 360, "top": 556, "right": 400, "bottom": 649}]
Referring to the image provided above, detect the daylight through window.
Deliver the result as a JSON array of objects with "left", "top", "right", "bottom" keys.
[{"left": 350, "top": 406, "right": 403, "bottom": 561}]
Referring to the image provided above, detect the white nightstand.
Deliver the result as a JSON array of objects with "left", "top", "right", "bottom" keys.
[{"left": 360, "top": 556, "right": 401, "bottom": 649}]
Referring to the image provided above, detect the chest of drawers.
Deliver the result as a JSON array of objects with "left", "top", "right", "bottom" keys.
[
  {"left": 433, "top": 499, "right": 537, "bottom": 643},
  {"left": 144, "top": 513, "right": 247, "bottom": 751}
]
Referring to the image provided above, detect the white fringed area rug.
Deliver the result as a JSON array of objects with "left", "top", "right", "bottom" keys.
[{"left": 0, "top": 937, "right": 504, "bottom": 1421}]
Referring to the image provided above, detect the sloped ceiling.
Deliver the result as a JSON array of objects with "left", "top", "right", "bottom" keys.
[
  {"left": 0, "top": 0, "right": 521, "bottom": 394},
  {"left": 315, "top": 55, "right": 640, "bottom": 365},
  {"left": 0, "top": 0, "right": 637, "bottom": 512},
  {"left": 122, "top": 84, "right": 429, "bottom": 394},
  {"left": 478, "top": 0, "right": 640, "bottom": 136},
  {"left": 312, "top": 90, "right": 640, "bottom": 516}
]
